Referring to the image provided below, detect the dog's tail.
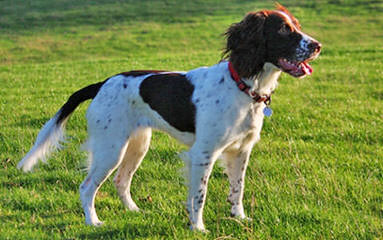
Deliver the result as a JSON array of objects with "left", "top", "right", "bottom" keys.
[{"left": 17, "top": 80, "right": 106, "bottom": 172}]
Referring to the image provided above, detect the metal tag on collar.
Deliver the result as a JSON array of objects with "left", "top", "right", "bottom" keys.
[
  {"left": 263, "top": 107, "right": 273, "bottom": 117},
  {"left": 263, "top": 96, "right": 272, "bottom": 117}
]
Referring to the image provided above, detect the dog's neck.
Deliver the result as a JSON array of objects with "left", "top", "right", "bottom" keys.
[{"left": 244, "top": 63, "right": 282, "bottom": 97}]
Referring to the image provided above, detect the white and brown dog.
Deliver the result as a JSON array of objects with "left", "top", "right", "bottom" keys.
[{"left": 18, "top": 5, "right": 321, "bottom": 231}]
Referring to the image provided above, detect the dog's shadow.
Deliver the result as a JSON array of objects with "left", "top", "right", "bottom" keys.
[{"left": 77, "top": 222, "right": 153, "bottom": 239}]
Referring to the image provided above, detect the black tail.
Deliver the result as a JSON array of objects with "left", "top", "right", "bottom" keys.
[
  {"left": 56, "top": 80, "right": 106, "bottom": 124},
  {"left": 18, "top": 80, "right": 107, "bottom": 172}
]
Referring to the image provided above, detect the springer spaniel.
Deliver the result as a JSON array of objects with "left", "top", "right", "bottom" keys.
[{"left": 18, "top": 4, "right": 321, "bottom": 231}]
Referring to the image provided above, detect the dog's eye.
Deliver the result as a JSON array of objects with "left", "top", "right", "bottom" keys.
[{"left": 279, "top": 23, "right": 290, "bottom": 34}]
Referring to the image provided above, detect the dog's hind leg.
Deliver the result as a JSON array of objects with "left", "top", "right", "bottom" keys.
[
  {"left": 80, "top": 130, "right": 130, "bottom": 226},
  {"left": 113, "top": 128, "right": 152, "bottom": 211}
]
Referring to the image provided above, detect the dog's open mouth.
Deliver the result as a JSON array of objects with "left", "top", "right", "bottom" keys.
[{"left": 278, "top": 58, "right": 313, "bottom": 78}]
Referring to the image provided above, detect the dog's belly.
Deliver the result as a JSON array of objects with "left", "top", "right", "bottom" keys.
[{"left": 141, "top": 108, "right": 196, "bottom": 146}]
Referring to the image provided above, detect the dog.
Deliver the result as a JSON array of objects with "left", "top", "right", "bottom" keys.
[{"left": 18, "top": 4, "right": 321, "bottom": 231}]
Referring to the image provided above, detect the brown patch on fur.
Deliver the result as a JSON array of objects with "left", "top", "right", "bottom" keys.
[{"left": 275, "top": 3, "right": 301, "bottom": 30}]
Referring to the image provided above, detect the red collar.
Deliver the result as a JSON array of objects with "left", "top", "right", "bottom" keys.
[{"left": 228, "top": 61, "right": 271, "bottom": 104}]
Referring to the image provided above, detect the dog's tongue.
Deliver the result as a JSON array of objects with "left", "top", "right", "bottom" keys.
[
  {"left": 301, "top": 62, "right": 313, "bottom": 75},
  {"left": 278, "top": 58, "right": 313, "bottom": 77}
]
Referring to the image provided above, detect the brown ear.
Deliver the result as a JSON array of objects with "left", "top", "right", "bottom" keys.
[
  {"left": 223, "top": 11, "right": 267, "bottom": 78},
  {"left": 275, "top": 3, "right": 301, "bottom": 30}
]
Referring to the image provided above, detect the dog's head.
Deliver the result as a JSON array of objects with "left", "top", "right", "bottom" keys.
[{"left": 224, "top": 4, "right": 321, "bottom": 78}]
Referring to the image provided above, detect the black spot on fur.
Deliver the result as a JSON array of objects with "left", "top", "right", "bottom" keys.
[
  {"left": 215, "top": 100, "right": 220, "bottom": 104},
  {"left": 195, "top": 98, "right": 200, "bottom": 103},
  {"left": 123, "top": 83, "right": 127, "bottom": 89},
  {"left": 96, "top": 120, "right": 100, "bottom": 123},
  {"left": 132, "top": 100, "right": 136, "bottom": 105},
  {"left": 219, "top": 78, "right": 224, "bottom": 84},
  {"left": 139, "top": 73, "right": 196, "bottom": 132},
  {"left": 120, "top": 70, "right": 168, "bottom": 77},
  {"left": 104, "top": 126, "right": 108, "bottom": 130}
]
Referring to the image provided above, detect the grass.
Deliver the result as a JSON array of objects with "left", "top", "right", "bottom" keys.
[{"left": 1, "top": 0, "right": 383, "bottom": 239}]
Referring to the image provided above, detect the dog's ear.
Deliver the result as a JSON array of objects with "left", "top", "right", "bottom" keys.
[
  {"left": 224, "top": 11, "right": 267, "bottom": 78},
  {"left": 275, "top": 3, "right": 301, "bottom": 30}
]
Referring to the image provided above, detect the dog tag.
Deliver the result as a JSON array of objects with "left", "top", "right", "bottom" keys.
[{"left": 263, "top": 107, "right": 273, "bottom": 117}]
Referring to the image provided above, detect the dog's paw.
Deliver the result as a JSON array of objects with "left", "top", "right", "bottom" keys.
[
  {"left": 86, "top": 220, "right": 104, "bottom": 227},
  {"left": 189, "top": 221, "right": 209, "bottom": 233},
  {"left": 85, "top": 217, "right": 104, "bottom": 227},
  {"left": 230, "top": 212, "right": 252, "bottom": 222},
  {"left": 241, "top": 216, "right": 252, "bottom": 222},
  {"left": 94, "top": 221, "right": 104, "bottom": 227},
  {"left": 128, "top": 205, "right": 140, "bottom": 212},
  {"left": 190, "top": 225, "right": 209, "bottom": 233}
]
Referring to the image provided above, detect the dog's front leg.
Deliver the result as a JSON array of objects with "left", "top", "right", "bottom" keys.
[
  {"left": 223, "top": 133, "right": 258, "bottom": 220},
  {"left": 224, "top": 149, "right": 251, "bottom": 219},
  {"left": 185, "top": 147, "right": 219, "bottom": 232}
]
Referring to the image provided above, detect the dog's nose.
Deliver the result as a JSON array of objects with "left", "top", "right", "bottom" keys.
[{"left": 308, "top": 41, "right": 321, "bottom": 53}]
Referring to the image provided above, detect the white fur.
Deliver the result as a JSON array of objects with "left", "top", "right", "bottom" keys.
[
  {"left": 82, "top": 61, "right": 281, "bottom": 230},
  {"left": 18, "top": 61, "right": 282, "bottom": 231},
  {"left": 17, "top": 111, "right": 65, "bottom": 172}
]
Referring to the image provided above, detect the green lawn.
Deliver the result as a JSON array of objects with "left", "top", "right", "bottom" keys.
[{"left": 1, "top": 0, "right": 383, "bottom": 239}]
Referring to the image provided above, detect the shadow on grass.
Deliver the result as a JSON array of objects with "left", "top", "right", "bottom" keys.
[
  {"left": 76, "top": 219, "right": 193, "bottom": 239},
  {"left": 2, "top": 170, "right": 81, "bottom": 192},
  {"left": 0, "top": 0, "right": 256, "bottom": 33},
  {"left": 1, "top": 0, "right": 381, "bottom": 34},
  {"left": 77, "top": 223, "right": 152, "bottom": 240}
]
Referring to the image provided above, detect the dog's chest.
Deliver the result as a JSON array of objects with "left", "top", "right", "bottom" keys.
[{"left": 241, "top": 102, "right": 265, "bottom": 134}]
